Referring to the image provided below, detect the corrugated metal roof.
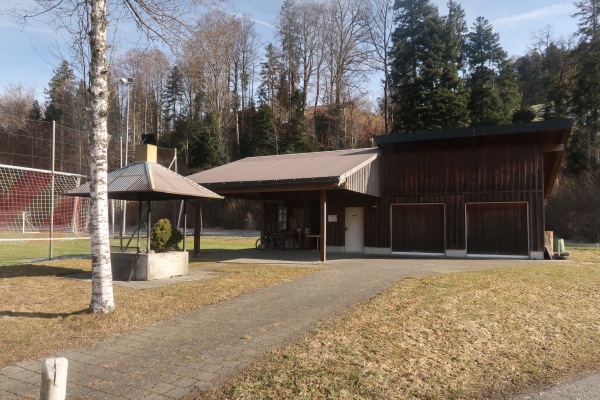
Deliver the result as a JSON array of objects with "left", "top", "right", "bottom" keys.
[
  {"left": 187, "top": 148, "right": 380, "bottom": 186},
  {"left": 66, "top": 162, "right": 223, "bottom": 201}
]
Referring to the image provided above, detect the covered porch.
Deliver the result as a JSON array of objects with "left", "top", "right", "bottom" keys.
[{"left": 188, "top": 148, "right": 381, "bottom": 262}]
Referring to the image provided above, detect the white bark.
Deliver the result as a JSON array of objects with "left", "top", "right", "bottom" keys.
[{"left": 88, "top": 0, "right": 115, "bottom": 313}]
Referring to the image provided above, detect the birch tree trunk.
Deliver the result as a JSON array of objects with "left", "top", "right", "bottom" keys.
[{"left": 88, "top": 0, "right": 115, "bottom": 313}]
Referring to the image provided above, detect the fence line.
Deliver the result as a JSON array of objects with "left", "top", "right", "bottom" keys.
[{"left": 0, "top": 115, "right": 179, "bottom": 264}]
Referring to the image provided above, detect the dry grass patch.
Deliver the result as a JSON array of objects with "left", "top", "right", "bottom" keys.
[
  {"left": 195, "top": 248, "right": 600, "bottom": 399},
  {"left": 0, "top": 258, "right": 318, "bottom": 369}
]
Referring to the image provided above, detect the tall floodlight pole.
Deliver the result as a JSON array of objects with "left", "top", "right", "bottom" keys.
[{"left": 119, "top": 77, "right": 134, "bottom": 247}]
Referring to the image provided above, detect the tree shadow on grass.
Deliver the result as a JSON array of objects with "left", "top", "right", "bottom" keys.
[
  {"left": 0, "top": 309, "right": 89, "bottom": 318},
  {"left": 0, "top": 264, "right": 88, "bottom": 279}
]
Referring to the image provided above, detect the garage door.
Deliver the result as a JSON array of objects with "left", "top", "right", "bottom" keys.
[
  {"left": 391, "top": 204, "right": 445, "bottom": 254},
  {"left": 466, "top": 202, "right": 528, "bottom": 256}
]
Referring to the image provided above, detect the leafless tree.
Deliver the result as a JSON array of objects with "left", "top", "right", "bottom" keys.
[
  {"left": 115, "top": 48, "right": 171, "bottom": 144},
  {"left": 0, "top": 83, "right": 37, "bottom": 127},
  {"left": 321, "top": 0, "right": 371, "bottom": 148},
  {"left": 232, "top": 15, "right": 260, "bottom": 157},
  {"left": 5, "top": 0, "right": 216, "bottom": 313},
  {"left": 365, "top": 0, "right": 395, "bottom": 134}
]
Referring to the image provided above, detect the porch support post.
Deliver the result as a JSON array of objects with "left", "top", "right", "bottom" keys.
[
  {"left": 261, "top": 197, "right": 267, "bottom": 235},
  {"left": 320, "top": 189, "right": 327, "bottom": 262},
  {"left": 194, "top": 201, "right": 202, "bottom": 257}
]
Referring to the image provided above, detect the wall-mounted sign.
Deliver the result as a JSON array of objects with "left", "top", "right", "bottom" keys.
[{"left": 328, "top": 214, "right": 337, "bottom": 222}]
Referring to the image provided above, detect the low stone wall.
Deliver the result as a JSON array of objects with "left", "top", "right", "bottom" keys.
[{"left": 111, "top": 251, "right": 189, "bottom": 281}]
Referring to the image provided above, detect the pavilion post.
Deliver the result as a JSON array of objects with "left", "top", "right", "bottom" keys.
[
  {"left": 137, "top": 199, "right": 142, "bottom": 250},
  {"left": 146, "top": 200, "right": 151, "bottom": 253},
  {"left": 182, "top": 200, "right": 187, "bottom": 252},
  {"left": 194, "top": 201, "right": 201, "bottom": 257},
  {"left": 320, "top": 189, "right": 327, "bottom": 262}
]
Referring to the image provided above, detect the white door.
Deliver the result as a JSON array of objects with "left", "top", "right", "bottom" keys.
[{"left": 345, "top": 207, "right": 364, "bottom": 253}]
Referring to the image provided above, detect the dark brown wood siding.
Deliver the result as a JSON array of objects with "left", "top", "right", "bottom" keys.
[
  {"left": 466, "top": 202, "right": 529, "bottom": 255},
  {"left": 324, "top": 190, "right": 375, "bottom": 247},
  {"left": 391, "top": 204, "right": 445, "bottom": 253},
  {"left": 368, "top": 138, "right": 545, "bottom": 255}
]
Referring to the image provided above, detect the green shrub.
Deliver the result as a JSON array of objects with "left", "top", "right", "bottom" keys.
[
  {"left": 167, "top": 226, "right": 184, "bottom": 250},
  {"left": 150, "top": 218, "right": 183, "bottom": 251}
]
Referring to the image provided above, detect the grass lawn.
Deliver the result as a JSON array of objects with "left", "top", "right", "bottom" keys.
[
  {"left": 0, "top": 235, "right": 257, "bottom": 266},
  {"left": 193, "top": 247, "right": 600, "bottom": 399},
  {"left": 0, "top": 236, "right": 315, "bottom": 369}
]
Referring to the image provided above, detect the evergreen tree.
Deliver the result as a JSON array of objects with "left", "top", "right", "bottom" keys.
[
  {"left": 445, "top": 0, "right": 468, "bottom": 73},
  {"left": 569, "top": 0, "right": 600, "bottom": 173},
  {"left": 28, "top": 100, "right": 43, "bottom": 120},
  {"left": 496, "top": 60, "right": 522, "bottom": 123},
  {"left": 251, "top": 103, "right": 279, "bottom": 156},
  {"left": 162, "top": 66, "right": 186, "bottom": 134},
  {"left": 280, "top": 90, "right": 316, "bottom": 153},
  {"left": 389, "top": 0, "right": 439, "bottom": 132},
  {"left": 258, "top": 43, "right": 282, "bottom": 111},
  {"left": 389, "top": 0, "right": 469, "bottom": 132},
  {"left": 465, "top": 17, "right": 516, "bottom": 126},
  {"left": 542, "top": 42, "right": 572, "bottom": 119},
  {"left": 187, "top": 115, "right": 227, "bottom": 170},
  {"left": 44, "top": 60, "right": 77, "bottom": 127}
]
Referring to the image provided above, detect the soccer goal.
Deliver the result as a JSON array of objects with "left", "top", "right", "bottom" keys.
[{"left": 0, "top": 164, "right": 90, "bottom": 238}]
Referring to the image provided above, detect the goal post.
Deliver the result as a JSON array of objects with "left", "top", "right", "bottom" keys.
[{"left": 0, "top": 164, "right": 90, "bottom": 238}]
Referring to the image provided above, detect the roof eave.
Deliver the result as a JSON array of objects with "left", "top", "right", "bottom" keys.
[{"left": 375, "top": 119, "right": 575, "bottom": 146}]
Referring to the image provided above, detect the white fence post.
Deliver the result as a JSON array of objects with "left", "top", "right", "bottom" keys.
[{"left": 40, "top": 357, "right": 68, "bottom": 400}]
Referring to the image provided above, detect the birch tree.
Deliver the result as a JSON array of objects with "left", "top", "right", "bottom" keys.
[{"left": 8, "top": 0, "right": 213, "bottom": 313}]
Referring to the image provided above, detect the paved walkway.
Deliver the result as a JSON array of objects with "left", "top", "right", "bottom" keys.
[
  {"left": 512, "top": 373, "right": 600, "bottom": 400},
  {"left": 0, "top": 255, "right": 563, "bottom": 399}
]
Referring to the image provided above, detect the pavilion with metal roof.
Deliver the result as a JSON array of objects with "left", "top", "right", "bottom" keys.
[{"left": 67, "top": 150, "right": 222, "bottom": 255}]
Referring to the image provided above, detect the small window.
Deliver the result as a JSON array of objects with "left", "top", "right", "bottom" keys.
[{"left": 277, "top": 205, "right": 287, "bottom": 232}]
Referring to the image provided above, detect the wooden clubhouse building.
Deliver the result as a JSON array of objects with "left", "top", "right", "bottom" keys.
[{"left": 188, "top": 119, "right": 574, "bottom": 262}]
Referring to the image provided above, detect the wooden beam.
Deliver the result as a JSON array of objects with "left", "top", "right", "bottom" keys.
[
  {"left": 320, "top": 189, "right": 327, "bottom": 262},
  {"left": 206, "top": 181, "right": 339, "bottom": 195},
  {"left": 261, "top": 197, "right": 267, "bottom": 236},
  {"left": 542, "top": 144, "right": 564, "bottom": 152}
]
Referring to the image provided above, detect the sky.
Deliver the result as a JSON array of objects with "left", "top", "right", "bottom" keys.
[{"left": 0, "top": 1, "right": 580, "bottom": 103}]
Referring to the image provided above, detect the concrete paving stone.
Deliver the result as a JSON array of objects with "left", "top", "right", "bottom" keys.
[
  {"left": 156, "top": 372, "right": 182, "bottom": 385},
  {"left": 0, "top": 366, "right": 26, "bottom": 376},
  {"left": 66, "top": 382, "right": 95, "bottom": 398},
  {"left": 79, "top": 389, "right": 124, "bottom": 400},
  {"left": 7, "top": 369, "right": 39, "bottom": 385},
  {"left": 192, "top": 380, "right": 213, "bottom": 391},
  {"left": 68, "top": 352, "right": 106, "bottom": 366},
  {"left": 117, "top": 385, "right": 155, "bottom": 399},
  {"left": 13, "top": 360, "right": 39, "bottom": 373},
  {"left": 104, "top": 343, "right": 138, "bottom": 355},
  {"left": 163, "top": 385, "right": 191, "bottom": 399},
  {"left": 70, "top": 364, "right": 133, "bottom": 385},
  {"left": 0, "top": 389, "right": 22, "bottom": 400},
  {"left": 142, "top": 393, "right": 170, "bottom": 400},
  {"left": 148, "top": 381, "right": 178, "bottom": 395},
  {"left": 170, "top": 366, "right": 205, "bottom": 380},
  {"left": 0, "top": 378, "right": 38, "bottom": 397},
  {"left": 194, "top": 371, "right": 219, "bottom": 383},
  {"left": 171, "top": 376, "right": 198, "bottom": 388},
  {"left": 196, "top": 362, "right": 223, "bottom": 374}
]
